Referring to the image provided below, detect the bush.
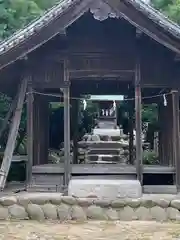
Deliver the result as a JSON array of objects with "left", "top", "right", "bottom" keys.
[{"left": 143, "top": 150, "right": 159, "bottom": 165}]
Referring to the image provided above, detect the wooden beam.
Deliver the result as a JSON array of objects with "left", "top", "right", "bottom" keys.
[
  {"left": 171, "top": 90, "right": 180, "bottom": 191},
  {"left": 26, "top": 85, "right": 34, "bottom": 186},
  {"left": 63, "top": 61, "right": 71, "bottom": 192},
  {"left": 0, "top": 78, "right": 27, "bottom": 190}
]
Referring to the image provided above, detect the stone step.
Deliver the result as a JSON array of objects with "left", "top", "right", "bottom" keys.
[
  {"left": 87, "top": 148, "right": 121, "bottom": 155},
  {"left": 143, "top": 185, "right": 177, "bottom": 194},
  {"left": 86, "top": 155, "right": 126, "bottom": 163},
  {"left": 80, "top": 141, "right": 128, "bottom": 149},
  {"left": 68, "top": 179, "right": 142, "bottom": 199}
]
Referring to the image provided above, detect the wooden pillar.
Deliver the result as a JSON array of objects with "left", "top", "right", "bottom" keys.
[
  {"left": 38, "top": 96, "right": 49, "bottom": 165},
  {"left": 63, "top": 62, "right": 71, "bottom": 191},
  {"left": 171, "top": 90, "right": 180, "bottom": 190},
  {"left": 158, "top": 102, "right": 167, "bottom": 165},
  {"left": 135, "top": 31, "right": 143, "bottom": 184},
  {"left": 32, "top": 94, "right": 49, "bottom": 166},
  {"left": 72, "top": 97, "right": 79, "bottom": 164},
  {"left": 167, "top": 94, "right": 174, "bottom": 166},
  {"left": 128, "top": 89, "right": 134, "bottom": 165},
  {"left": 26, "top": 85, "right": 34, "bottom": 185},
  {"left": 129, "top": 112, "right": 134, "bottom": 164},
  {"left": 32, "top": 94, "right": 39, "bottom": 166}
]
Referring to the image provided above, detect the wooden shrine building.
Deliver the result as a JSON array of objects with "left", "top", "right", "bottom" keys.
[{"left": 0, "top": 0, "right": 180, "bottom": 193}]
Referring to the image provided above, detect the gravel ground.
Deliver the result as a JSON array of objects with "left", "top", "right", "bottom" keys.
[{"left": 0, "top": 221, "right": 180, "bottom": 240}]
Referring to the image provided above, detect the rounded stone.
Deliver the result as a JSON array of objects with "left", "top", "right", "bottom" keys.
[
  {"left": 170, "top": 200, "right": 180, "bottom": 210},
  {"left": 106, "top": 208, "right": 119, "bottom": 220},
  {"left": 167, "top": 207, "right": 180, "bottom": 220},
  {"left": 8, "top": 204, "right": 28, "bottom": 220},
  {"left": 0, "top": 206, "right": 9, "bottom": 220},
  {"left": 153, "top": 198, "right": 170, "bottom": 208},
  {"left": 0, "top": 196, "right": 17, "bottom": 206},
  {"left": 135, "top": 206, "right": 151, "bottom": 220},
  {"left": 111, "top": 200, "right": 126, "bottom": 208},
  {"left": 140, "top": 197, "right": 156, "bottom": 208},
  {"left": 71, "top": 206, "right": 86, "bottom": 221},
  {"left": 57, "top": 204, "right": 71, "bottom": 221},
  {"left": 126, "top": 199, "right": 141, "bottom": 208},
  {"left": 87, "top": 205, "right": 108, "bottom": 220},
  {"left": 27, "top": 204, "right": 45, "bottom": 220},
  {"left": 94, "top": 199, "right": 111, "bottom": 208},
  {"left": 17, "top": 196, "right": 30, "bottom": 207},
  {"left": 119, "top": 206, "right": 136, "bottom": 221},
  {"left": 150, "top": 206, "right": 167, "bottom": 221},
  {"left": 61, "top": 196, "right": 77, "bottom": 205},
  {"left": 50, "top": 195, "right": 62, "bottom": 205},
  {"left": 28, "top": 195, "right": 50, "bottom": 205},
  {"left": 76, "top": 198, "right": 94, "bottom": 207},
  {"left": 42, "top": 204, "right": 58, "bottom": 220}
]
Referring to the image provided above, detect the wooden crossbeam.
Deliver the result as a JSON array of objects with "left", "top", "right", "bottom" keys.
[{"left": 0, "top": 78, "right": 27, "bottom": 190}]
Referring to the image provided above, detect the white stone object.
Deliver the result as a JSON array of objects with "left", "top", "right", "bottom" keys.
[
  {"left": 68, "top": 179, "right": 142, "bottom": 199},
  {"left": 93, "top": 128, "right": 121, "bottom": 136}
]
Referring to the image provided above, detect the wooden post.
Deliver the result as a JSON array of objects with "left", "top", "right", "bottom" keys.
[
  {"left": 128, "top": 89, "right": 134, "bottom": 164},
  {"left": 63, "top": 61, "right": 71, "bottom": 192},
  {"left": 135, "top": 32, "right": 143, "bottom": 184},
  {"left": 129, "top": 109, "right": 134, "bottom": 164},
  {"left": 72, "top": 98, "right": 79, "bottom": 164},
  {"left": 26, "top": 85, "right": 34, "bottom": 186},
  {"left": 171, "top": 90, "right": 180, "bottom": 191},
  {"left": 0, "top": 78, "right": 27, "bottom": 190},
  {"left": 37, "top": 95, "right": 49, "bottom": 165}
]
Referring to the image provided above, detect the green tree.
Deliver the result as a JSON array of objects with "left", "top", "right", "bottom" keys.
[
  {"left": 0, "top": 0, "right": 58, "bottom": 40},
  {"left": 152, "top": 0, "right": 180, "bottom": 24}
]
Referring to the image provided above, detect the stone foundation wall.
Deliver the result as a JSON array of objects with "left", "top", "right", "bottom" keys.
[{"left": 0, "top": 193, "right": 180, "bottom": 221}]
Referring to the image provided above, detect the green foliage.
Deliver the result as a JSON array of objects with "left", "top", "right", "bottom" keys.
[
  {"left": 0, "top": 0, "right": 58, "bottom": 40},
  {"left": 143, "top": 150, "right": 159, "bottom": 165},
  {"left": 142, "top": 104, "right": 158, "bottom": 125},
  {"left": 152, "top": 0, "right": 180, "bottom": 24}
]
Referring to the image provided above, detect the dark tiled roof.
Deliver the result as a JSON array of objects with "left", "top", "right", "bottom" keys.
[
  {"left": 0, "top": 0, "right": 180, "bottom": 57},
  {"left": 127, "top": 0, "right": 180, "bottom": 39}
]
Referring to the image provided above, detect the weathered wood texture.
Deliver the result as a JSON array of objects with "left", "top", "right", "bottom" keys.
[
  {"left": 63, "top": 61, "right": 71, "bottom": 190},
  {"left": 27, "top": 85, "right": 34, "bottom": 185},
  {"left": 135, "top": 34, "right": 143, "bottom": 185},
  {"left": 158, "top": 101, "right": 173, "bottom": 166},
  {"left": 171, "top": 90, "right": 180, "bottom": 190},
  {"left": 0, "top": 78, "right": 27, "bottom": 190},
  {"left": 24, "top": 14, "right": 177, "bottom": 88},
  {"left": 32, "top": 94, "right": 49, "bottom": 166},
  {"left": 71, "top": 97, "right": 79, "bottom": 164},
  {"left": 32, "top": 163, "right": 175, "bottom": 174}
]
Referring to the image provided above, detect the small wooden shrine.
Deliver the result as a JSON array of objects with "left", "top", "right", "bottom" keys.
[{"left": 0, "top": 0, "right": 180, "bottom": 193}]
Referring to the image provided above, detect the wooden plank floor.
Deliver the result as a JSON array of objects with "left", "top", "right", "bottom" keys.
[{"left": 32, "top": 164, "right": 175, "bottom": 174}]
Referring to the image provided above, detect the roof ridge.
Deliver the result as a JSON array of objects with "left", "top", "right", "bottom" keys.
[{"left": 127, "top": 0, "right": 180, "bottom": 38}]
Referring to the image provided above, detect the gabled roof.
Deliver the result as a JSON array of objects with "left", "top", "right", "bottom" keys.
[{"left": 0, "top": 0, "right": 180, "bottom": 70}]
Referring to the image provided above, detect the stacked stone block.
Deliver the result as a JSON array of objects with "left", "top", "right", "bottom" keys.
[{"left": 0, "top": 193, "right": 180, "bottom": 221}]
